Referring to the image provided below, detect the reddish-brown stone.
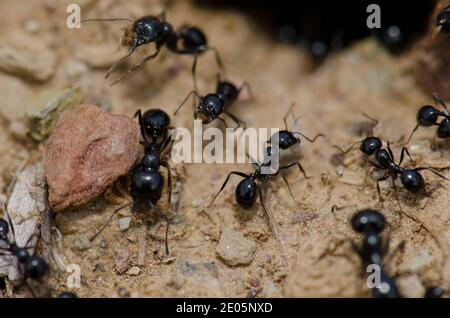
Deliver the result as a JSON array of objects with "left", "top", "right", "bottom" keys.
[{"left": 44, "top": 104, "right": 141, "bottom": 212}]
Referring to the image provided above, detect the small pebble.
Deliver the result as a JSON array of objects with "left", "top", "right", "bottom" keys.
[
  {"left": 216, "top": 228, "right": 257, "bottom": 266},
  {"left": 126, "top": 266, "right": 141, "bottom": 276},
  {"left": 118, "top": 217, "right": 132, "bottom": 232}
]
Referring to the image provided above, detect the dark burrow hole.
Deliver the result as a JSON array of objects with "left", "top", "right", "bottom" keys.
[{"left": 194, "top": 0, "right": 437, "bottom": 65}]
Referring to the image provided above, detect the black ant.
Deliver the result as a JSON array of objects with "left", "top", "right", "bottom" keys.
[
  {"left": 174, "top": 75, "right": 251, "bottom": 129},
  {"left": 0, "top": 206, "right": 49, "bottom": 296},
  {"left": 81, "top": 13, "right": 223, "bottom": 87},
  {"left": 90, "top": 109, "right": 174, "bottom": 255},
  {"left": 270, "top": 103, "right": 324, "bottom": 153},
  {"left": 334, "top": 124, "right": 449, "bottom": 206},
  {"left": 405, "top": 93, "right": 450, "bottom": 147},
  {"left": 435, "top": 5, "right": 450, "bottom": 36},
  {"left": 57, "top": 291, "right": 78, "bottom": 298},
  {"left": 351, "top": 209, "right": 401, "bottom": 298},
  {"left": 208, "top": 146, "right": 309, "bottom": 235}
]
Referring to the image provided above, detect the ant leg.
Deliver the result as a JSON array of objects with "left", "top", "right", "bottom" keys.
[
  {"left": 237, "top": 81, "right": 255, "bottom": 101},
  {"left": 105, "top": 45, "right": 137, "bottom": 79},
  {"left": 161, "top": 161, "right": 172, "bottom": 206},
  {"left": 191, "top": 54, "right": 199, "bottom": 92},
  {"left": 164, "top": 217, "right": 170, "bottom": 256},
  {"left": 433, "top": 93, "right": 449, "bottom": 113},
  {"left": 134, "top": 109, "right": 148, "bottom": 144},
  {"left": 376, "top": 175, "right": 390, "bottom": 202},
  {"left": 208, "top": 171, "right": 249, "bottom": 207},
  {"left": 257, "top": 184, "right": 279, "bottom": 236},
  {"left": 279, "top": 160, "right": 309, "bottom": 179},
  {"left": 283, "top": 102, "right": 296, "bottom": 130},
  {"left": 414, "top": 167, "right": 450, "bottom": 181},
  {"left": 224, "top": 111, "right": 247, "bottom": 129},
  {"left": 404, "top": 124, "right": 420, "bottom": 145},
  {"left": 332, "top": 140, "right": 362, "bottom": 155},
  {"left": 110, "top": 47, "right": 161, "bottom": 86},
  {"left": 391, "top": 174, "right": 405, "bottom": 212},
  {"left": 3, "top": 203, "right": 15, "bottom": 243},
  {"left": 217, "top": 117, "right": 230, "bottom": 129},
  {"left": 89, "top": 204, "right": 130, "bottom": 242},
  {"left": 293, "top": 132, "right": 325, "bottom": 143},
  {"left": 368, "top": 160, "right": 384, "bottom": 169},
  {"left": 279, "top": 173, "right": 301, "bottom": 205},
  {"left": 387, "top": 142, "right": 395, "bottom": 161},
  {"left": 174, "top": 90, "right": 202, "bottom": 115},
  {"left": 398, "top": 147, "right": 414, "bottom": 166},
  {"left": 361, "top": 112, "right": 379, "bottom": 137}
]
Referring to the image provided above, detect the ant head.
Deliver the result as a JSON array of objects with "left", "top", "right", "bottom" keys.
[
  {"left": 436, "top": 9, "right": 450, "bottom": 33},
  {"left": 437, "top": 119, "right": 450, "bottom": 138},
  {"left": 0, "top": 218, "right": 9, "bottom": 239},
  {"left": 274, "top": 130, "right": 300, "bottom": 150},
  {"left": 141, "top": 151, "right": 160, "bottom": 170},
  {"left": 195, "top": 94, "right": 223, "bottom": 124},
  {"left": 400, "top": 169, "right": 424, "bottom": 193},
  {"left": 24, "top": 255, "right": 49, "bottom": 279},
  {"left": 180, "top": 26, "right": 207, "bottom": 50},
  {"left": 123, "top": 16, "right": 173, "bottom": 48},
  {"left": 417, "top": 105, "right": 440, "bottom": 127},
  {"left": 142, "top": 109, "right": 170, "bottom": 140},
  {"left": 351, "top": 209, "right": 385, "bottom": 234},
  {"left": 360, "top": 137, "right": 382, "bottom": 155}
]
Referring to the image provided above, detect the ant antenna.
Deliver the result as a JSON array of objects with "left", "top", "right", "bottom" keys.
[{"left": 89, "top": 203, "right": 131, "bottom": 242}]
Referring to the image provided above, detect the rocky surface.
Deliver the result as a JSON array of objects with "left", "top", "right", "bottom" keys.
[{"left": 44, "top": 104, "right": 141, "bottom": 211}]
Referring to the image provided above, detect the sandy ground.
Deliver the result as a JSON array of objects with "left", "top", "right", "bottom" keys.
[{"left": 0, "top": 0, "right": 449, "bottom": 297}]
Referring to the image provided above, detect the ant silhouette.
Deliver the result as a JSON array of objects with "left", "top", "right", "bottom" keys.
[
  {"left": 435, "top": 5, "right": 450, "bottom": 36},
  {"left": 405, "top": 93, "right": 450, "bottom": 147},
  {"left": 0, "top": 204, "right": 49, "bottom": 296},
  {"left": 90, "top": 108, "right": 175, "bottom": 256},
  {"left": 174, "top": 74, "right": 252, "bottom": 129},
  {"left": 81, "top": 12, "right": 223, "bottom": 87}
]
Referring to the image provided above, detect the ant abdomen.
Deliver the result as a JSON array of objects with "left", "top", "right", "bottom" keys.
[
  {"left": 235, "top": 178, "right": 258, "bottom": 209},
  {"left": 400, "top": 169, "right": 425, "bottom": 193}
]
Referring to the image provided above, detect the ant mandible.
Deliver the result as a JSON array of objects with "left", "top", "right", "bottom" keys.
[
  {"left": 435, "top": 5, "right": 450, "bottom": 36},
  {"left": 174, "top": 74, "right": 252, "bottom": 129},
  {"left": 351, "top": 209, "right": 401, "bottom": 298},
  {"left": 90, "top": 108, "right": 174, "bottom": 255},
  {"left": 82, "top": 12, "right": 223, "bottom": 87},
  {"left": 0, "top": 205, "right": 49, "bottom": 295},
  {"left": 405, "top": 93, "right": 450, "bottom": 146}
]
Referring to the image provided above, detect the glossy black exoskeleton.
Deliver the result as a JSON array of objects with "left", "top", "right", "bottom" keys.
[
  {"left": 406, "top": 94, "right": 450, "bottom": 145},
  {"left": 351, "top": 209, "right": 401, "bottom": 298},
  {"left": 174, "top": 75, "right": 251, "bottom": 128},
  {"left": 0, "top": 212, "right": 49, "bottom": 281},
  {"left": 435, "top": 5, "right": 450, "bottom": 34},
  {"left": 82, "top": 14, "right": 223, "bottom": 87}
]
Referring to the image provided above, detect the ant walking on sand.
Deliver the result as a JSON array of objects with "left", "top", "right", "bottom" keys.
[
  {"left": 351, "top": 209, "right": 401, "bottom": 298},
  {"left": 90, "top": 109, "right": 175, "bottom": 255},
  {"left": 0, "top": 204, "right": 49, "bottom": 296},
  {"left": 333, "top": 116, "right": 449, "bottom": 208},
  {"left": 174, "top": 74, "right": 252, "bottom": 129},
  {"left": 81, "top": 13, "right": 223, "bottom": 87},
  {"left": 405, "top": 93, "right": 450, "bottom": 147}
]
